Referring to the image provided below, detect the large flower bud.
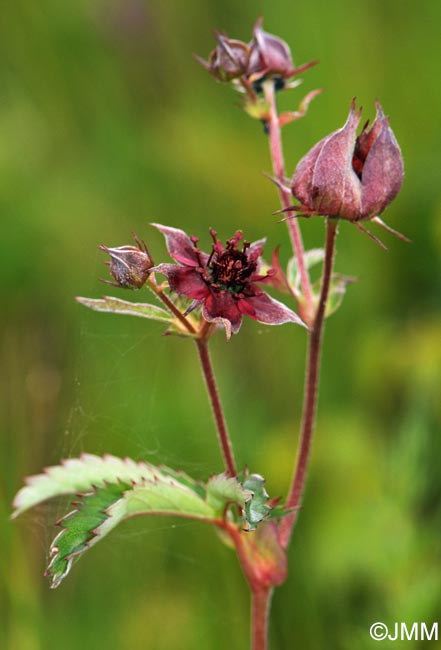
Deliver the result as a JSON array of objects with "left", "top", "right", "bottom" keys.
[
  {"left": 291, "top": 101, "right": 404, "bottom": 221},
  {"left": 100, "top": 237, "right": 153, "bottom": 289}
]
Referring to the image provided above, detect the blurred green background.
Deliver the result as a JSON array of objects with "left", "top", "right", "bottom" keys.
[{"left": 1, "top": 0, "right": 440, "bottom": 648}]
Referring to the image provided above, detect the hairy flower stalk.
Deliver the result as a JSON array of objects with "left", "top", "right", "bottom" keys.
[
  {"left": 252, "top": 588, "right": 273, "bottom": 650},
  {"left": 196, "top": 332, "right": 237, "bottom": 476},
  {"left": 280, "top": 218, "right": 338, "bottom": 548}
]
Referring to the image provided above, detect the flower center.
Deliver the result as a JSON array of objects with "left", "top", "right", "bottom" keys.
[
  {"left": 199, "top": 231, "right": 257, "bottom": 294},
  {"left": 209, "top": 248, "right": 256, "bottom": 293}
]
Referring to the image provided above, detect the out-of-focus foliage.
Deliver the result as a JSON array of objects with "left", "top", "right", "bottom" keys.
[{"left": 1, "top": 1, "right": 440, "bottom": 649}]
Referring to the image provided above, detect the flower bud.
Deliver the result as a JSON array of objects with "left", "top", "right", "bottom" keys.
[
  {"left": 100, "top": 236, "right": 153, "bottom": 289},
  {"left": 248, "top": 17, "right": 295, "bottom": 86},
  {"left": 291, "top": 101, "right": 404, "bottom": 221},
  {"left": 195, "top": 33, "right": 250, "bottom": 82}
]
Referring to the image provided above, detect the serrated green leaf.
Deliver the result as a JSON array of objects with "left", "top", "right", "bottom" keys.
[
  {"left": 287, "top": 248, "right": 325, "bottom": 296},
  {"left": 325, "top": 273, "right": 357, "bottom": 318},
  {"left": 158, "top": 467, "right": 207, "bottom": 499},
  {"left": 13, "top": 455, "right": 255, "bottom": 588},
  {"left": 47, "top": 476, "right": 221, "bottom": 588},
  {"left": 47, "top": 482, "right": 129, "bottom": 589},
  {"left": 206, "top": 474, "right": 252, "bottom": 516},
  {"left": 12, "top": 454, "right": 167, "bottom": 517},
  {"left": 76, "top": 296, "right": 173, "bottom": 323}
]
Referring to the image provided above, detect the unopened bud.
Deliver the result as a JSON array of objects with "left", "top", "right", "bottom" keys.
[
  {"left": 291, "top": 101, "right": 404, "bottom": 221},
  {"left": 195, "top": 33, "right": 250, "bottom": 82},
  {"left": 100, "top": 236, "right": 153, "bottom": 289},
  {"left": 248, "top": 17, "right": 295, "bottom": 87}
]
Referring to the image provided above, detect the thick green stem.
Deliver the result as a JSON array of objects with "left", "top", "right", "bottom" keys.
[{"left": 280, "top": 219, "right": 338, "bottom": 548}]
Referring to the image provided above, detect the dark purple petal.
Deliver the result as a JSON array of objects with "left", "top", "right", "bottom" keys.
[
  {"left": 237, "top": 298, "right": 256, "bottom": 317},
  {"left": 257, "top": 247, "right": 290, "bottom": 293},
  {"left": 311, "top": 103, "right": 362, "bottom": 219},
  {"left": 212, "top": 34, "right": 250, "bottom": 81},
  {"left": 291, "top": 137, "right": 328, "bottom": 207},
  {"left": 353, "top": 111, "right": 383, "bottom": 169},
  {"left": 152, "top": 264, "right": 209, "bottom": 300},
  {"left": 249, "top": 17, "right": 294, "bottom": 79},
  {"left": 202, "top": 291, "right": 243, "bottom": 340},
  {"left": 243, "top": 292, "right": 307, "bottom": 328},
  {"left": 151, "top": 223, "right": 204, "bottom": 267},
  {"left": 360, "top": 103, "right": 404, "bottom": 219}
]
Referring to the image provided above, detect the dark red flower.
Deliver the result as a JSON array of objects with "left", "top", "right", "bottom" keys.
[
  {"left": 100, "top": 235, "right": 153, "bottom": 289},
  {"left": 291, "top": 101, "right": 404, "bottom": 222},
  {"left": 152, "top": 224, "right": 306, "bottom": 339}
]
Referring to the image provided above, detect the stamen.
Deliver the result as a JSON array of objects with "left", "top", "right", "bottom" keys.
[
  {"left": 207, "top": 245, "right": 215, "bottom": 267},
  {"left": 227, "top": 231, "right": 243, "bottom": 249},
  {"left": 190, "top": 235, "right": 205, "bottom": 267}
]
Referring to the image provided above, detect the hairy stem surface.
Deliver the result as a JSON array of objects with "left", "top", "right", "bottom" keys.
[
  {"left": 263, "top": 80, "right": 314, "bottom": 323},
  {"left": 251, "top": 588, "right": 273, "bottom": 650},
  {"left": 196, "top": 339, "right": 237, "bottom": 476},
  {"left": 280, "top": 218, "right": 338, "bottom": 548}
]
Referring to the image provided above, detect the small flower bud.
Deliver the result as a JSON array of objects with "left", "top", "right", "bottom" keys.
[
  {"left": 100, "top": 236, "right": 153, "bottom": 289},
  {"left": 291, "top": 101, "right": 404, "bottom": 221},
  {"left": 248, "top": 17, "right": 295, "bottom": 86},
  {"left": 195, "top": 33, "right": 250, "bottom": 82}
]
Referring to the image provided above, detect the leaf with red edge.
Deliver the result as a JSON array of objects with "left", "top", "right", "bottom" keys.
[{"left": 12, "top": 454, "right": 254, "bottom": 588}]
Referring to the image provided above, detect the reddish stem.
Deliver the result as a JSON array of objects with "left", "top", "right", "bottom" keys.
[
  {"left": 148, "top": 281, "right": 236, "bottom": 476},
  {"left": 196, "top": 338, "right": 237, "bottom": 476},
  {"left": 280, "top": 218, "right": 338, "bottom": 548},
  {"left": 216, "top": 520, "right": 273, "bottom": 650},
  {"left": 263, "top": 80, "right": 315, "bottom": 324},
  {"left": 147, "top": 278, "right": 197, "bottom": 334},
  {"left": 251, "top": 588, "right": 273, "bottom": 650}
]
